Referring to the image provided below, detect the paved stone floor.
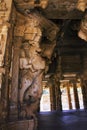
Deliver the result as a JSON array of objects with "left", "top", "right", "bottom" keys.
[{"left": 38, "top": 110, "right": 87, "bottom": 130}]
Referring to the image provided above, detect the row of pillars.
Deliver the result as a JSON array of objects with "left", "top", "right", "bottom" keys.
[{"left": 50, "top": 78, "right": 87, "bottom": 111}]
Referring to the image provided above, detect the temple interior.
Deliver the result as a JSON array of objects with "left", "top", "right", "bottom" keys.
[{"left": 0, "top": 0, "right": 87, "bottom": 130}]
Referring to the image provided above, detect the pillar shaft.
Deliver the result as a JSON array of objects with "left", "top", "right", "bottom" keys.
[
  {"left": 50, "top": 84, "right": 56, "bottom": 111},
  {"left": 0, "top": 24, "right": 13, "bottom": 121},
  {"left": 10, "top": 37, "right": 21, "bottom": 120},
  {"left": 81, "top": 79, "right": 87, "bottom": 109},
  {"left": 73, "top": 81, "right": 80, "bottom": 109},
  {"left": 67, "top": 84, "right": 72, "bottom": 110},
  {"left": 52, "top": 85, "right": 56, "bottom": 110},
  {"left": 56, "top": 81, "right": 62, "bottom": 111}
]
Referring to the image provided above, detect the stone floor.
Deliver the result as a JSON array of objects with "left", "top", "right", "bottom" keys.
[{"left": 38, "top": 110, "right": 87, "bottom": 130}]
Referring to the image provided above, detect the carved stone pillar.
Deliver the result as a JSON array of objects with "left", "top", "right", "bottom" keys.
[
  {"left": 49, "top": 78, "right": 56, "bottom": 111},
  {"left": 54, "top": 56, "right": 62, "bottom": 111},
  {"left": 0, "top": 0, "right": 13, "bottom": 121},
  {"left": 56, "top": 80, "right": 62, "bottom": 111},
  {"left": 10, "top": 37, "right": 22, "bottom": 120},
  {"left": 81, "top": 78, "right": 87, "bottom": 109},
  {"left": 67, "top": 82, "right": 72, "bottom": 110},
  {"left": 3, "top": 27, "right": 13, "bottom": 120},
  {"left": 51, "top": 83, "right": 56, "bottom": 111},
  {"left": 49, "top": 85, "right": 53, "bottom": 111},
  {"left": 81, "top": 55, "right": 87, "bottom": 109},
  {"left": 72, "top": 80, "right": 80, "bottom": 109}
]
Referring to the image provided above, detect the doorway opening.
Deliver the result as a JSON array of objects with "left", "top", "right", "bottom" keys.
[
  {"left": 40, "top": 81, "right": 51, "bottom": 112},
  {"left": 40, "top": 87, "right": 51, "bottom": 112}
]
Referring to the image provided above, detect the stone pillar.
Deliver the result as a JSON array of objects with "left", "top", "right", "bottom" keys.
[
  {"left": 67, "top": 82, "right": 72, "bottom": 110},
  {"left": 0, "top": 0, "right": 13, "bottom": 121},
  {"left": 49, "top": 79, "right": 56, "bottom": 111},
  {"left": 49, "top": 85, "right": 53, "bottom": 111},
  {"left": 82, "top": 55, "right": 87, "bottom": 109},
  {"left": 72, "top": 80, "right": 80, "bottom": 109},
  {"left": 54, "top": 56, "right": 62, "bottom": 111},
  {"left": 10, "top": 37, "right": 22, "bottom": 120},
  {"left": 51, "top": 84, "right": 56, "bottom": 111},
  {"left": 55, "top": 81, "right": 62, "bottom": 111},
  {"left": 3, "top": 27, "right": 13, "bottom": 120},
  {"left": 81, "top": 78, "right": 87, "bottom": 109}
]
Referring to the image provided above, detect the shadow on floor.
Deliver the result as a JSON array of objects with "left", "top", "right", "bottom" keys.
[{"left": 38, "top": 110, "right": 87, "bottom": 130}]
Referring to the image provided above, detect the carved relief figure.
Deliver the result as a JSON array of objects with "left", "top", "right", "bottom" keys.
[
  {"left": 13, "top": 1, "right": 59, "bottom": 129},
  {"left": 19, "top": 41, "right": 45, "bottom": 104}
]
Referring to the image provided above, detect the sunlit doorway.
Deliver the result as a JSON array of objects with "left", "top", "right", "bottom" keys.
[
  {"left": 61, "top": 86, "right": 69, "bottom": 110},
  {"left": 40, "top": 86, "right": 51, "bottom": 112}
]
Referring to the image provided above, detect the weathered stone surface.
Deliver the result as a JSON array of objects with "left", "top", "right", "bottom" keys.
[
  {"left": 13, "top": 0, "right": 84, "bottom": 19},
  {"left": 44, "top": 0, "right": 77, "bottom": 19},
  {"left": 0, "top": 119, "right": 34, "bottom": 130}
]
